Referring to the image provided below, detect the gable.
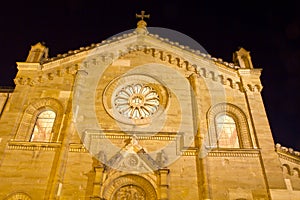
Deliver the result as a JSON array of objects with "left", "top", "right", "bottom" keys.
[{"left": 15, "top": 28, "right": 251, "bottom": 92}]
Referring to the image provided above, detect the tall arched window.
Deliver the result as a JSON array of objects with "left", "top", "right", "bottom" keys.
[
  {"left": 207, "top": 103, "right": 253, "bottom": 149},
  {"left": 216, "top": 114, "right": 239, "bottom": 148},
  {"left": 30, "top": 110, "right": 56, "bottom": 142}
]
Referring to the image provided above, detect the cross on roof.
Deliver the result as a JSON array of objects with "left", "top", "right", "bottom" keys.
[{"left": 136, "top": 11, "right": 150, "bottom": 21}]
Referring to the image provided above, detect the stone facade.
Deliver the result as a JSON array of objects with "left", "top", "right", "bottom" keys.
[{"left": 0, "top": 23, "right": 299, "bottom": 200}]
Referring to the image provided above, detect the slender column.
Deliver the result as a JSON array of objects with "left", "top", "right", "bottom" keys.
[
  {"left": 46, "top": 93, "right": 73, "bottom": 199},
  {"left": 188, "top": 73, "right": 211, "bottom": 200}
]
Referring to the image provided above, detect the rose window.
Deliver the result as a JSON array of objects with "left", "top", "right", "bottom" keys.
[{"left": 114, "top": 83, "right": 160, "bottom": 119}]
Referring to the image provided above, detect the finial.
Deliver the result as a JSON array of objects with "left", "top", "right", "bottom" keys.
[
  {"left": 233, "top": 47, "right": 254, "bottom": 69},
  {"left": 136, "top": 11, "right": 150, "bottom": 28}
]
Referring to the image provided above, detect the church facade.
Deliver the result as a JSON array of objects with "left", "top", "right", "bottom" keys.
[{"left": 0, "top": 17, "right": 299, "bottom": 200}]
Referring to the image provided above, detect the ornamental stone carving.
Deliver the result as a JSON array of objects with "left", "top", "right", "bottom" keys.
[{"left": 114, "top": 83, "right": 159, "bottom": 120}]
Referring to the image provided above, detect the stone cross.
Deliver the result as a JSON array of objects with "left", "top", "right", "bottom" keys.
[{"left": 136, "top": 11, "right": 150, "bottom": 21}]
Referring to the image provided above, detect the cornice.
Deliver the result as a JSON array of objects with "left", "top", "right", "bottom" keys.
[
  {"left": 83, "top": 130, "right": 182, "bottom": 141},
  {"left": 69, "top": 143, "right": 89, "bottom": 153},
  {"left": 276, "top": 143, "right": 300, "bottom": 165},
  {"left": 238, "top": 68, "right": 262, "bottom": 76},
  {"left": 7, "top": 140, "right": 61, "bottom": 151},
  {"left": 181, "top": 147, "right": 198, "bottom": 156},
  {"left": 16, "top": 62, "right": 42, "bottom": 71},
  {"left": 207, "top": 149, "right": 260, "bottom": 157}
]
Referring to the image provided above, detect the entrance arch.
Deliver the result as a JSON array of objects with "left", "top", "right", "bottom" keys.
[{"left": 103, "top": 174, "right": 157, "bottom": 200}]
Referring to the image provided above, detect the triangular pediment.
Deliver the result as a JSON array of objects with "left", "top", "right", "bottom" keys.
[
  {"left": 15, "top": 27, "right": 263, "bottom": 93},
  {"left": 102, "top": 135, "right": 160, "bottom": 173},
  {"left": 41, "top": 27, "right": 240, "bottom": 73}
]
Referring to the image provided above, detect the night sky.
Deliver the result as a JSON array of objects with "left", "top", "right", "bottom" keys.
[{"left": 0, "top": 0, "right": 299, "bottom": 149}]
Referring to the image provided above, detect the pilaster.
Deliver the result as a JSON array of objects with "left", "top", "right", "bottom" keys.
[
  {"left": 157, "top": 168, "right": 170, "bottom": 200},
  {"left": 188, "top": 73, "right": 210, "bottom": 200},
  {"left": 91, "top": 163, "right": 106, "bottom": 199},
  {"left": 238, "top": 68, "right": 286, "bottom": 191}
]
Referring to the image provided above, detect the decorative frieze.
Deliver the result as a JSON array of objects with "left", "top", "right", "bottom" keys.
[
  {"left": 69, "top": 143, "right": 89, "bottom": 153},
  {"left": 142, "top": 47, "right": 248, "bottom": 92},
  {"left": 276, "top": 143, "right": 300, "bottom": 165},
  {"left": 207, "top": 149, "right": 260, "bottom": 157},
  {"left": 244, "top": 84, "right": 263, "bottom": 92},
  {"left": 181, "top": 147, "right": 198, "bottom": 156},
  {"left": 84, "top": 131, "right": 181, "bottom": 141},
  {"left": 14, "top": 64, "right": 78, "bottom": 86},
  {"left": 8, "top": 140, "right": 61, "bottom": 151}
]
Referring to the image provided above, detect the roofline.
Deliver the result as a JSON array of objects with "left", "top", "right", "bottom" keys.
[{"left": 38, "top": 29, "right": 240, "bottom": 71}]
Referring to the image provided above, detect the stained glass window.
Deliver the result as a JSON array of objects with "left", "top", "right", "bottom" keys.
[
  {"left": 216, "top": 114, "right": 239, "bottom": 148},
  {"left": 30, "top": 110, "right": 56, "bottom": 142}
]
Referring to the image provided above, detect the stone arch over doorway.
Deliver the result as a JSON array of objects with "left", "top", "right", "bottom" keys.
[
  {"left": 102, "top": 174, "right": 157, "bottom": 200},
  {"left": 4, "top": 192, "right": 32, "bottom": 200}
]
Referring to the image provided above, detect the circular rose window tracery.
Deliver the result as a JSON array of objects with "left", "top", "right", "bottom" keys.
[{"left": 114, "top": 83, "right": 160, "bottom": 119}]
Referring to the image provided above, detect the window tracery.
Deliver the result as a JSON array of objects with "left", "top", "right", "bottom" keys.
[{"left": 114, "top": 83, "right": 159, "bottom": 120}]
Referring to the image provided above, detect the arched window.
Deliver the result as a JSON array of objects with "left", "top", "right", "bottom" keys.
[
  {"left": 207, "top": 103, "right": 253, "bottom": 149},
  {"left": 216, "top": 114, "right": 239, "bottom": 148},
  {"left": 30, "top": 110, "right": 56, "bottom": 142},
  {"left": 15, "top": 98, "right": 63, "bottom": 142}
]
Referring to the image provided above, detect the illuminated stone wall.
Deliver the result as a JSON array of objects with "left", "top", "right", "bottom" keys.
[{"left": 0, "top": 29, "right": 299, "bottom": 200}]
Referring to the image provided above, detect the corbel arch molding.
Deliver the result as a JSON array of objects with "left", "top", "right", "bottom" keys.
[
  {"left": 15, "top": 97, "right": 64, "bottom": 142},
  {"left": 4, "top": 192, "right": 32, "bottom": 200},
  {"left": 102, "top": 174, "right": 157, "bottom": 200},
  {"left": 141, "top": 47, "right": 242, "bottom": 90},
  {"left": 293, "top": 167, "right": 300, "bottom": 178},
  {"left": 282, "top": 164, "right": 292, "bottom": 175},
  {"left": 207, "top": 103, "right": 253, "bottom": 148}
]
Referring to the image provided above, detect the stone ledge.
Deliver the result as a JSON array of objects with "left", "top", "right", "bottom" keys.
[
  {"left": 277, "top": 152, "right": 300, "bottom": 165},
  {"left": 180, "top": 148, "right": 260, "bottom": 157},
  {"left": 84, "top": 130, "right": 182, "bottom": 141},
  {"left": 69, "top": 143, "right": 89, "bottom": 153},
  {"left": 276, "top": 143, "right": 300, "bottom": 165},
  {"left": 7, "top": 140, "right": 61, "bottom": 151},
  {"left": 208, "top": 149, "right": 260, "bottom": 157},
  {"left": 181, "top": 147, "right": 198, "bottom": 156}
]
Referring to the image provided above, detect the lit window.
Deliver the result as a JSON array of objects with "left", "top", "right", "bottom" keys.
[
  {"left": 216, "top": 114, "right": 239, "bottom": 148},
  {"left": 30, "top": 110, "right": 56, "bottom": 142}
]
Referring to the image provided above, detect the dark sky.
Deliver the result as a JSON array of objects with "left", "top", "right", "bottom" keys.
[{"left": 0, "top": 0, "right": 299, "bottom": 150}]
